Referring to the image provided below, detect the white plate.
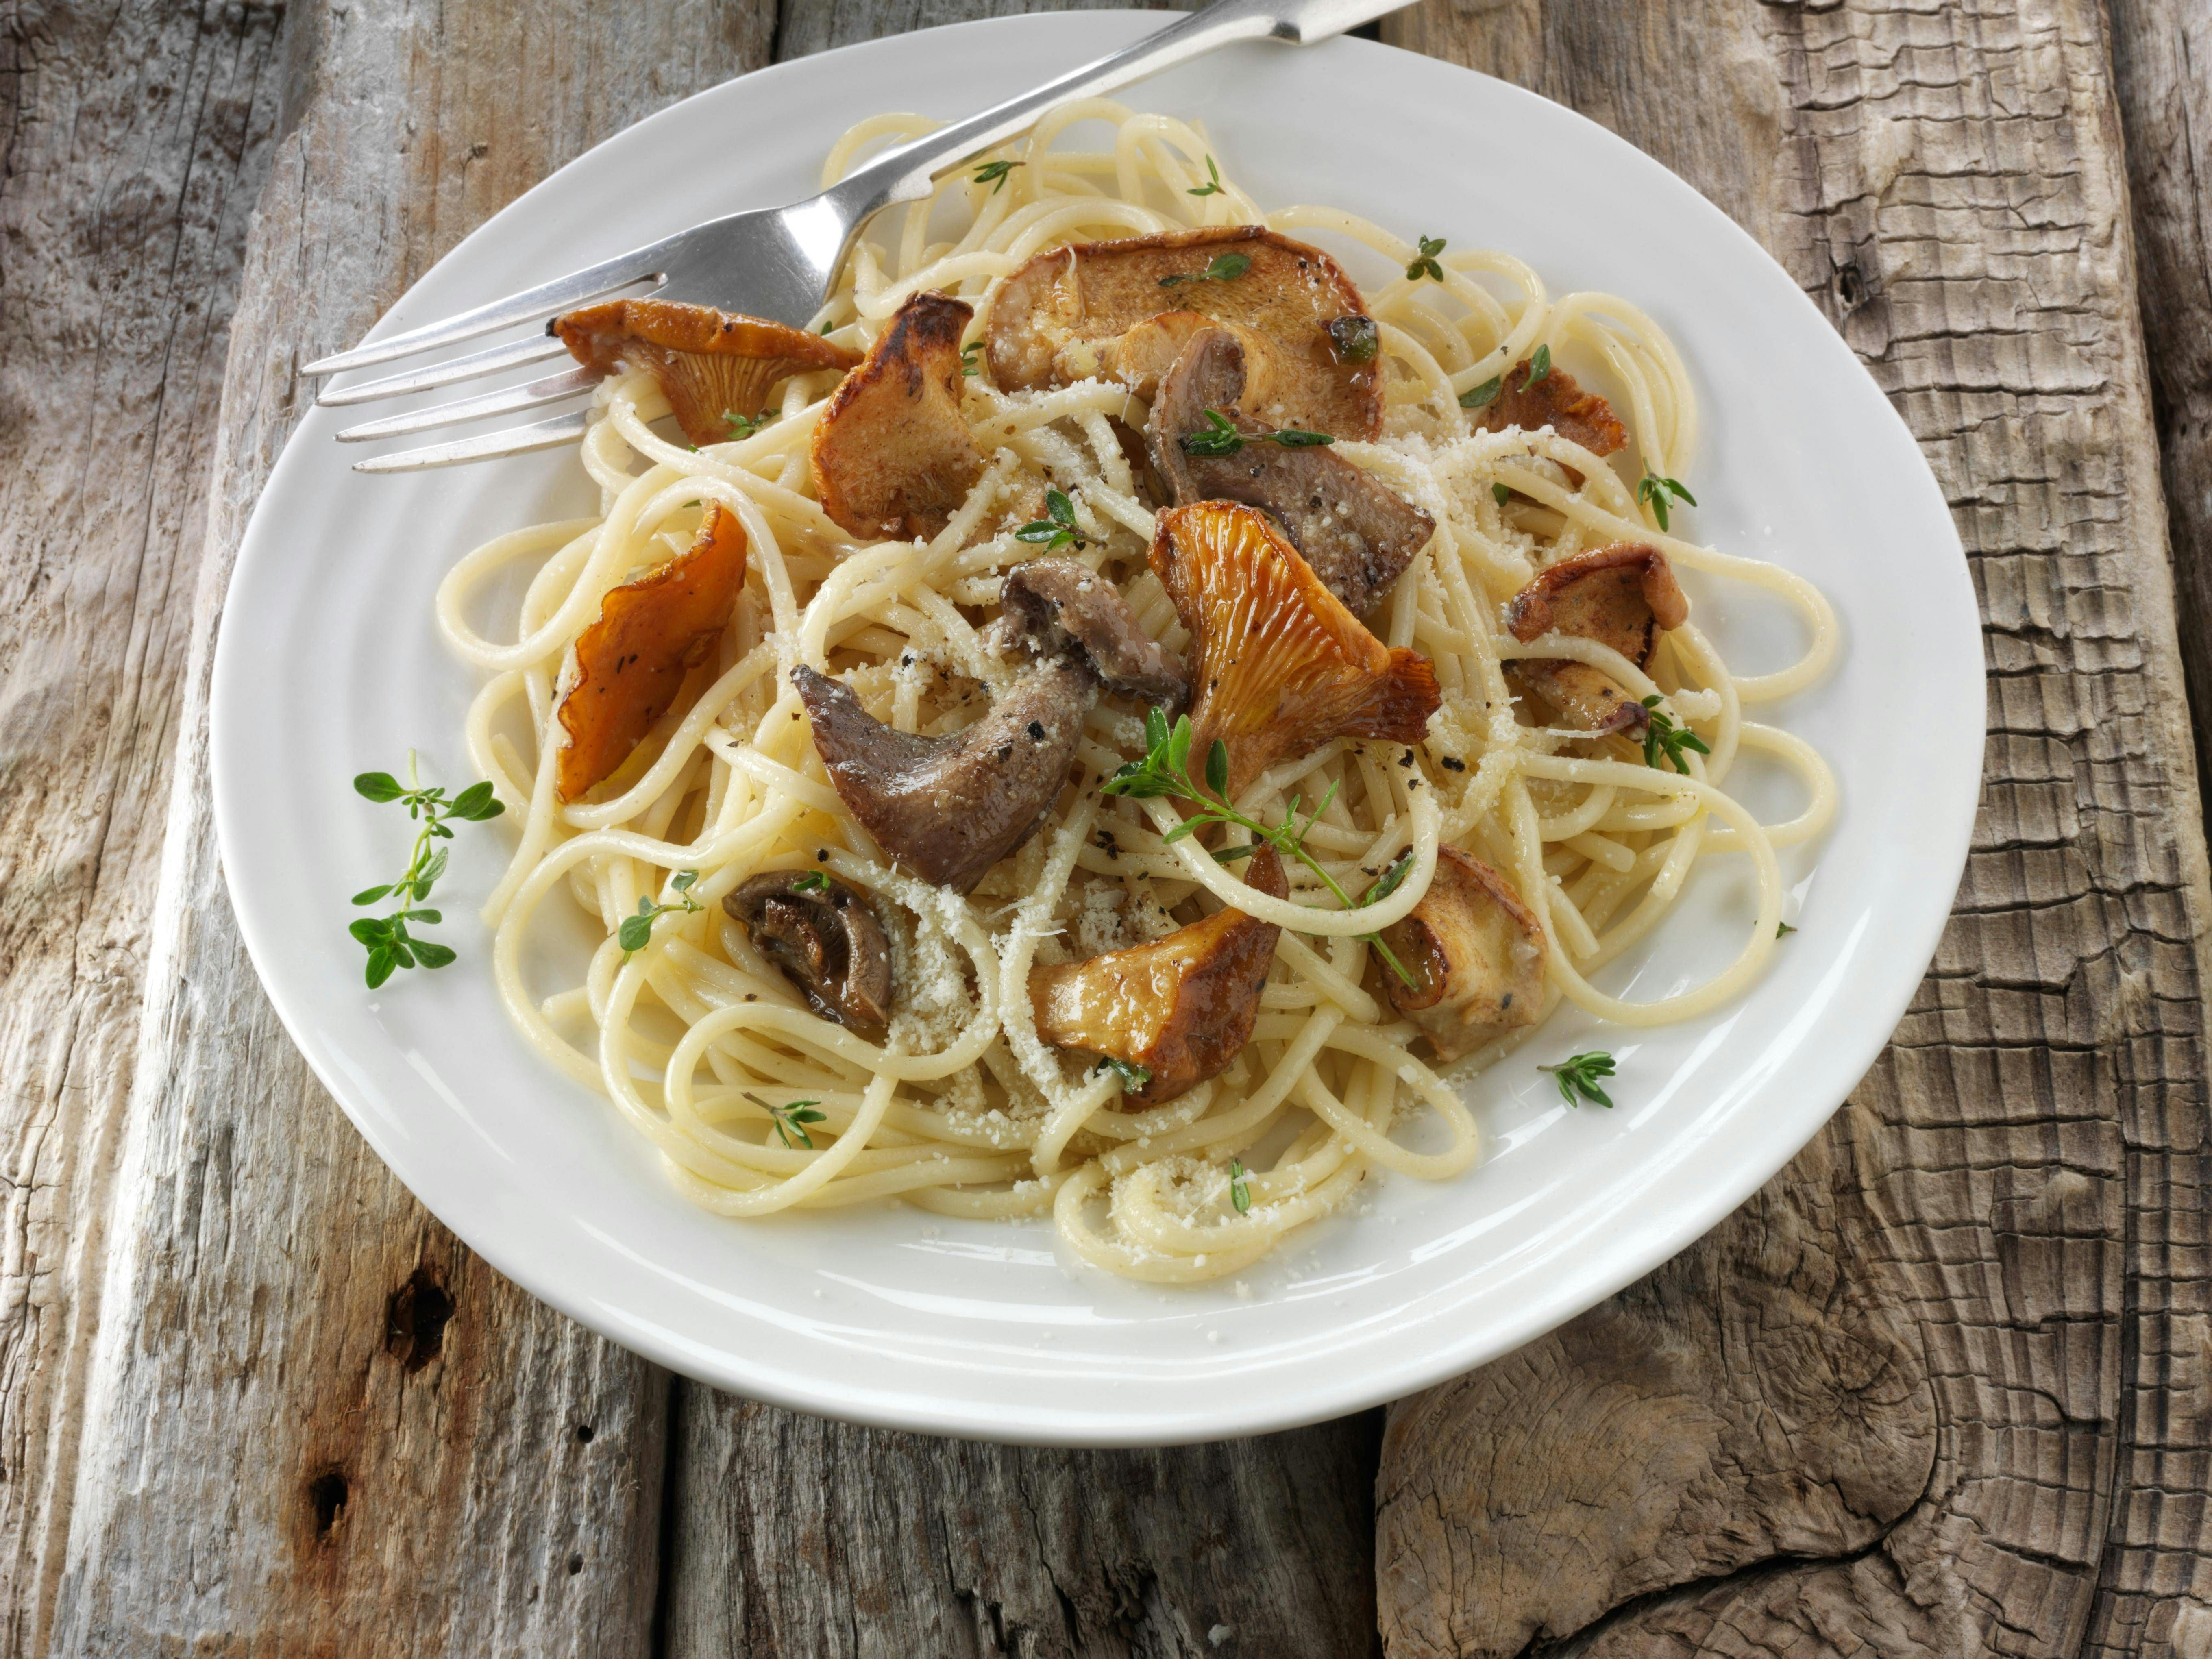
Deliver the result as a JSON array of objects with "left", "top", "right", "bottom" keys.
[{"left": 211, "top": 12, "right": 1982, "bottom": 1446}]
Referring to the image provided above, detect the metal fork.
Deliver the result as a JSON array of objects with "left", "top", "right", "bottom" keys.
[{"left": 309, "top": 0, "right": 1406, "bottom": 472}]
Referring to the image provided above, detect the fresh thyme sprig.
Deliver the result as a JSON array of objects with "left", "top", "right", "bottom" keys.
[
  {"left": 1159, "top": 251, "right": 1252, "bottom": 288},
  {"left": 619, "top": 869, "right": 703, "bottom": 958},
  {"left": 1492, "top": 482, "right": 1513, "bottom": 509},
  {"left": 1522, "top": 342, "right": 1553, "bottom": 388},
  {"left": 1187, "top": 155, "right": 1224, "bottom": 197},
  {"left": 1777, "top": 921, "right": 1798, "bottom": 938},
  {"left": 723, "top": 408, "right": 774, "bottom": 440},
  {"left": 1015, "top": 488, "right": 1086, "bottom": 553},
  {"left": 961, "top": 339, "right": 985, "bottom": 377},
  {"left": 790, "top": 870, "right": 830, "bottom": 894},
  {"left": 1178, "top": 408, "right": 1335, "bottom": 459},
  {"left": 1096, "top": 1056, "right": 1152, "bottom": 1093},
  {"left": 1539, "top": 1051, "right": 1616, "bottom": 1108},
  {"left": 349, "top": 757, "right": 505, "bottom": 989},
  {"left": 1459, "top": 375, "right": 1503, "bottom": 411},
  {"left": 1229, "top": 1157, "right": 1252, "bottom": 1214},
  {"left": 1639, "top": 695, "right": 1712, "bottom": 775},
  {"left": 746, "top": 1091, "right": 828, "bottom": 1149},
  {"left": 1636, "top": 468, "right": 1697, "bottom": 532},
  {"left": 1405, "top": 234, "right": 1446, "bottom": 283},
  {"left": 972, "top": 158, "right": 1021, "bottom": 193},
  {"left": 1100, "top": 710, "right": 1417, "bottom": 987}
]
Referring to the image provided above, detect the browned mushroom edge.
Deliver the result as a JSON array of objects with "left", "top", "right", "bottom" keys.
[
  {"left": 810, "top": 290, "right": 986, "bottom": 542},
  {"left": 984, "top": 225, "right": 1382, "bottom": 440},
  {"left": 1147, "top": 326, "right": 1434, "bottom": 618},
  {"left": 553, "top": 298, "right": 858, "bottom": 449},
  {"left": 724, "top": 871, "right": 895, "bottom": 1037},
  {"left": 1029, "top": 846, "right": 1289, "bottom": 1103},
  {"left": 1502, "top": 542, "right": 1689, "bottom": 735},
  {"left": 1379, "top": 848, "right": 1547, "bottom": 1062},
  {"left": 1471, "top": 356, "right": 1628, "bottom": 458},
  {"left": 794, "top": 562, "right": 1187, "bottom": 893}
]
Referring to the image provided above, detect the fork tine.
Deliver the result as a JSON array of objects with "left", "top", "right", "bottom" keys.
[
  {"left": 335, "top": 367, "right": 599, "bottom": 442},
  {"left": 349, "top": 411, "right": 590, "bottom": 473},
  {"left": 303, "top": 240, "right": 671, "bottom": 377},
  {"left": 315, "top": 335, "right": 570, "bottom": 408}
]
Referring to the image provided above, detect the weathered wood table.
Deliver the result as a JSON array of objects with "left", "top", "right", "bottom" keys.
[{"left": 7, "top": 0, "right": 2209, "bottom": 1652}]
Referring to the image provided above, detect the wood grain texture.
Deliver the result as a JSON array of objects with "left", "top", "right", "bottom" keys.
[
  {"left": 0, "top": 4, "right": 283, "bottom": 1651},
  {"left": 774, "top": 0, "right": 1183, "bottom": 60},
  {"left": 35, "top": 4, "right": 773, "bottom": 1655},
  {"left": 1376, "top": 0, "right": 2212, "bottom": 1653}
]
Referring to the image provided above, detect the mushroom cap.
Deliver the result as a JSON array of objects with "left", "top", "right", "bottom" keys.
[
  {"left": 725, "top": 871, "right": 894, "bottom": 1037},
  {"left": 1471, "top": 357, "right": 1627, "bottom": 457},
  {"left": 984, "top": 226, "right": 1383, "bottom": 440},
  {"left": 1380, "top": 848, "right": 1546, "bottom": 1062},
  {"left": 555, "top": 502, "right": 749, "bottom": 803},
  {"left": 553, "top": 298, "right": 858, "bottom": 448},
  {"left": 1148, "top": 326, "right": 1435, "bottom": 617},
  {"left": 810, "top": 291, "right": 986, "bottom": 542},
  {"left": 1029, "top": 847, "right": 1289, "bottom": 1104},
  {"left": 994, "top": 557, "right": 1189, "bottom": 708},
  {"left": 793, "top": 661, "right": 1090, "bottom": 895},
  {"left": 1503, "top": 542, "right": 1689, "bottom": 733},
  {"left": 1150, "top": 501, "right": 1441, "bottom": 798}
]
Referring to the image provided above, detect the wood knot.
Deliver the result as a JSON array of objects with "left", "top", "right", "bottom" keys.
[
  {"left": 307, "top": 1467, "right": 349, "bottom": 1540},
  {"left": 1833, "top": 259, "right": 1870, "bottom": 313},
  {"left": 386, "top": 1267, "right": 453, "bottom": 1372}
]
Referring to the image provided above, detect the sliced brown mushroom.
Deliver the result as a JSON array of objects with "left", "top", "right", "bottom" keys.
[
  {"left": 1503, "top": 542, "right": 1689, "bottom": 734},
  {"left": 724, "top": 871, "right": 894, "bottom": 1036},
  {"left": 1151, "top": 501, "right": 1440, "bottom": 799},
  {"left": 810, "top": 291, "right": 986, "bottom": 542},
  {"left": 555, "top": 502, "right": 749, "bottom": 802},
  {"left": 1148, "top": 326, "right": 1435, "bottom": 617},
  {"left": 553, "top": 298, "right": 858, "bottom": 448},
  {"left": 1030, "top": 848, "right": 1288, "bottom": 1104},
  {"left": 994, "top": 557, "right": 1189, "bottom": 708},
  {"left": 1470, "top": 357, "right": 1627, "bottom": 457},
  {"left": 984, "top": 226, "right": 1383, "bottom": 439},
  {"left": 795, "top": 563, "right": 1183, "bottom": 892},
  {"left": 1379, "top": 849, "right": 1546, "bottom": 1062}
]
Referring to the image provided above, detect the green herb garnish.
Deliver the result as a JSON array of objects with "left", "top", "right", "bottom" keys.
[
  {"left": 1014, "top": 488, "right": 1086, "bottom": 553},
  {"left": 618, "top": 869, "right": 703, "bottom": 958},
  {"left": 1492, "top": 483, "right": 1512, "bottom": 509},
  {"left": 1639, "top": 696, "right": 1712, "bottom": 776},
  {"left": 1100, "top": 709, "right": 1416, "bottom": 987},
  {"left": 972, "top": 158, "right": 1021, "bottom": 193},
  {"left": 1459, "top": 375, "right": 1502, "bottom": 411},
  {"left": 1229, "top": 1157, "right": 1252, "bottom": 1214},
  {"left": 1539, "top": 1051, "right": 1615, "bottom": 1108},
  {"left": 349, "top": 757, "right": 505, "bottom": 989},
  {"left": 1523, "top": 342, "right": 1552, "bottom": 388},
  {"left": 961, "top": 339, "right": 985, "bottom": 377},
  {"left": 1178, "top": 408, "right": 1335, "bottom": 458},
  {"left": 790, "top": 870, "right": 830, "bottom": 894},
  {"left": 1328, "top": 314, "right": 1380, "bottom": 364},
  {"left": 723, "top": 409, "right": 773, "bottom": 440},
  {"left": 1097, "top": 1056, "right": 1152, "bottom": 1093},
  {"left": 1636, "top": 468, "right": 1697, "bottom": 532},
  {"left": 1159, "top": 251, "right": 1252, "bottom": 288},
  {"left": 1778, "top": 921, "right": 1797, "bottom": 938},
  {"left": 1405, "top": 235, "right": 1446, "bottom": 283},
  {"left": 1187, "top": 155, "right": 1224, "bottom": 197},
  {"left": 746, "top": 1091, "right": 828, "bottom": 1149}
]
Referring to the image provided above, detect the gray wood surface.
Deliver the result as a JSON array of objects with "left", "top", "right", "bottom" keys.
[
  {"left": 0, "top": 0, "right": 2205, "bottom": 1655},
  {"left": 1376, "top": 0, "right": 2212, "bottom": 1654}
]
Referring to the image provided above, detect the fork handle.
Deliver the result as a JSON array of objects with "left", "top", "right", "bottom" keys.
[{"left": 827, "top": 0, "right": 1411, "bottom": 223}]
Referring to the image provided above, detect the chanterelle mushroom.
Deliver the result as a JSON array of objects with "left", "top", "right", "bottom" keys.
[
  {"left": 985, "top": 226, "right": 1383, "bottom": 439},
  {"left": 1470, "top": 356, "right": 1627, "bottom": 458},
  {"left": 1379, "top": 849, "right": 1546, "bottom": 1062},
  {"left": 553, "top": 298, "right": 857, "bottom": 448},
  {"left": 1152, "top": 501, "right": 1440, "bottom": 799},
  {"left": 1149, "top": 326, "right": 1434, "bottom": 617},
  {"left": 1503, "top": 542, "right": 1689, "bottom": 734},
  {"left": 555, "top": 502, "right": 748, "bottom": 802},
  {"left": 725, "top": 871, "right": 894, "bottom": 1037},
  {"left": 810, "top": 291, "right": 986, "bottom": 541},
  {"left": 795, "top": 562, "right": 1185, "bottom": 893},
  {"left": 1030, "top": 847, "right": 1288, "bottom": 1104}
]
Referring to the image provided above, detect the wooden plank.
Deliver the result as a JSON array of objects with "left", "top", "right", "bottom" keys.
[
  {"left": 1375, "top": 0, "right": 2212, "bottom": 1653},
  {"left": 38, "top": 4, "right": 773, "bottom": 1654},
  {"left": 0, "top": 5, "right": 284, "bottom": 1652}
]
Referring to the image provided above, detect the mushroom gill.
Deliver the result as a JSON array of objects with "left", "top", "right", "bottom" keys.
[
  {"left": 725, "top": 871, "right": 894, "bottom": 1037},
  {"left": 1469, "top": 356, "right": 1627, "bottom": 458},
  {"left": 555, "top": 502, "right": 749, "bottom": 802},
  {"left": 1149, "top": 326, "right": 1435, "bottom": 617},
  {"left": 1503, "top": 542, "right": 1689, "bottom": 734},
  {"left": 1030, "top": 847, "right": 1288, "bottom": 1104},
  {"left": 1378, "top": 849, "right": 1547, "bottom": 1062},
  {"left": 984, "top": 226, "right": 1383, "bottom": 439},
  {"left": 810, "top": 291, "right": 986, "bottom": 542},
  {"left": 553, "top": 298, "right": 858, "bottom": 448},
  {"left": 1151, "top": 501, "right": 1440, "bottom": 799},
  {"left": 795, "top": 562, "right": 1185, "bottom": 893}
]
